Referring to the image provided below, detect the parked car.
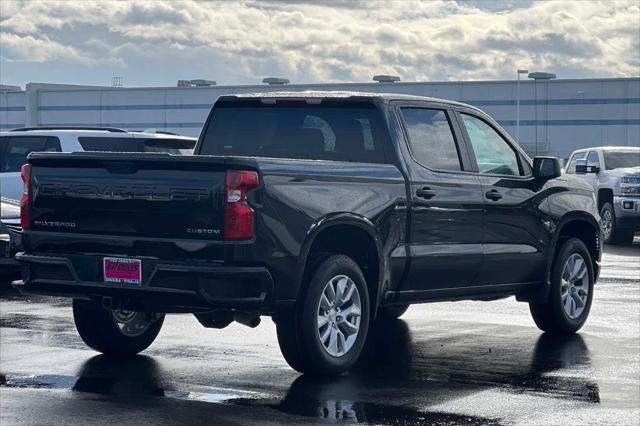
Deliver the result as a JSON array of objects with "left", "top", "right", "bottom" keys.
[
  {"left": 1, "top": 197, "right": 21, "bottom": 274},
  {"left": 14, "top": 92, "right": 601, "bottom": 375},
  {"left": 0, "top": 127, "right": 197, "bottom": 201},
  {"left": 565, "top": 146, "right": 639, "bottom": 244}
]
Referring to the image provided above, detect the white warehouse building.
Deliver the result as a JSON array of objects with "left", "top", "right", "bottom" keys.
[{"left": 1, "top": 76, "right": 638, "bottom": 160}]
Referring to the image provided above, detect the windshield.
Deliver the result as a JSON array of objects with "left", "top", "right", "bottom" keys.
[
  {"left": 199, "top": 102, "right": 388, "bottom": 163},
  {"left": 604, "top": 151, "right": 640, "bottom": 170}
]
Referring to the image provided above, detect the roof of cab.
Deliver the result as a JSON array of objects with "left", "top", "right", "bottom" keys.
[
  {"left": 218, "top": 90, "right": 482, "bottom": 111},
  {"left": 572, "top": 146, "right": 640, "bottom": 153},
  {"left": 0, "top": 128, "right": 196, "bottom": 140}
]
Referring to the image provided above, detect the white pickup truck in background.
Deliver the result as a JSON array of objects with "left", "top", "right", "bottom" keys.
[{"left": 565, "top": 146, "right": 640, "bottom": 245}]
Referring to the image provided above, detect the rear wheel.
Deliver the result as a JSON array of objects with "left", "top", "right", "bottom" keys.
[
  {"left": 276, "top": 255, "right": 370, "bottom": 375},
  {"left": 72, "top": 299, "right": 164, "bottom": 356},
  {"left": 601, "top": 202, "right": 634, "bottom": 245},
  {"left": 529, "top": 238, "right": 594, "bottom": 334}
]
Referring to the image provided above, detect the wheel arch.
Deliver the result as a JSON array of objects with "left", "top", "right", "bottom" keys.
[
  {"left": 550, "top": 214, "right": 601, "bottom": 285},
  {"left": 296, "top": 213, "right": 384, "bottom": 316},
  {"left": 597, "top": 188, "right": 613, "bottom": 211}
]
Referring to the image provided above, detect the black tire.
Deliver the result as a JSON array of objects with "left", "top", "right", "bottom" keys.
[
  {"left": 601, "top": 202, "right": 634, "bottom": 245},
  {"left": 275, "top": 255, "right": 370, "bottom": 375},
  {"left": 378, "top": 304, "right": 410, "bottom": 320},
  {"left": 72, "top": 299, "right": 164, "bottom": 357},
  {"left": 529, "top": 238, "right": 594, "bottom": 334}
]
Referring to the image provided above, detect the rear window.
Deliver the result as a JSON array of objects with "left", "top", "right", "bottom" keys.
[
  {"left": 143, "top": 138, "right": 195, "bottom": 155},
  {"left": 0, "top": 136, "right": 61, "bottom": 172},
  {"left": 199, "top": 103, "right": 389, "bottom": 163},
  {"left": 78, "top": 137, "right": 195, "bottom": 155}
]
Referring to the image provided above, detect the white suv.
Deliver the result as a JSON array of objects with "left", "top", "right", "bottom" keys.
[{"left": 0, "top": 127, "right": 197, "bottom": 201}]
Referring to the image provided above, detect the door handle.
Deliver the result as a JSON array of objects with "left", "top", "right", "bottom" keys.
[
  {"left": 416, "top": 187, "right": 436, "bottom": 199},
  {"left": 485, "top": 189, "right": 503, "bottom": 201}
]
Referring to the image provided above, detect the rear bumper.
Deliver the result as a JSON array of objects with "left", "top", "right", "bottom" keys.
[{"left": 14, "top": 253, "right": 274, "bottom": 313}]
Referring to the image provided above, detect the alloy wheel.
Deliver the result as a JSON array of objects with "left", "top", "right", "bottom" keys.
[
  {"left": 601, "top": 209, "right": 613, "bottom": 240},
  {"left": 316, "top": 275, "right": 362, "bottom": 357},
  {"left": 560, "top": 253, "right": 589, "bottom": 319},
  {"left": 112, "top": 310, "right": 154, "bottom": 337}
]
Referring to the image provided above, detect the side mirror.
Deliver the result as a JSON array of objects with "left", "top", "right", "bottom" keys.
[
  {"left": 533, "top": 156, "right": 561, "bottom": 180},
  {"left": 575, "top": 159, "right": 588, "bottom": 174}
]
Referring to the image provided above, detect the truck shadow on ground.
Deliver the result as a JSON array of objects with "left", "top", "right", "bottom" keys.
[{"left": 22, "top": 318, "right": 596, "bottom": 424}]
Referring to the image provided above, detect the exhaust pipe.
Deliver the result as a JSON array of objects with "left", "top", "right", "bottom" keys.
[{"left": 234, "top": 312, "right": 261, "bottom": 328}]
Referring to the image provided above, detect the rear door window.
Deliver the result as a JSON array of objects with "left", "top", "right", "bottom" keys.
[
  {"left": 0, "top": 136, "right": 61, "bottom": 172},
  {"left": 400, "top": 108, "right": 462, "bottom": 171},
  {"left": 200, "top": 103, "right": 389, "bottom": 163}
]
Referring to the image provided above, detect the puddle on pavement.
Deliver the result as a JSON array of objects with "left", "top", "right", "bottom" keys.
[{"left": 1, "top": 371, "right": 500, "bottom": 425}]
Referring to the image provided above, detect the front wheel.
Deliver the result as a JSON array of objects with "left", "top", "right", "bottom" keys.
[
  {"left": 73, "top": 299, "right": 164, "bottom": 357},
  {"left": 601, "top": 202, "right": 634, "bottom": 245},
  {"left": 529, "top": 238, "right": 594, "bottom": 334},
  {"left": 276, "top": 255, "right": 370, "bottom": 375}
]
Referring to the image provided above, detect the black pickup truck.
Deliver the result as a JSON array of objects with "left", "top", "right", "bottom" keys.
[{"left": 15, "top": 92, "right": 601, "bottom": 375}]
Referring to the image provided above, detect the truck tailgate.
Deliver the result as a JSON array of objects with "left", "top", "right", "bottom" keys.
[{"left": 27, "top": 153, "right": 252, "bottom": 241}]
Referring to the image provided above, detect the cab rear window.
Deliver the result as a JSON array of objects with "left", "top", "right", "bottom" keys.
[{"left": 199, "top": 102, "right": 389, "bottom": 163}]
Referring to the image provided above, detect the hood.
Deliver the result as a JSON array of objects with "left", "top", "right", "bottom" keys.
[
  {"left": 549, "top": 174, "right": 595, "bottom": 193},
  {"left": 606, "top": 166, "right": 640, "bottom": 177},
  {"left": 1, "top": 198, "right": 20, "bottom": 221}
]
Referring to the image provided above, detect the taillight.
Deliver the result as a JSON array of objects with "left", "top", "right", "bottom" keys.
[
  {"left": 224, "top": 170, "right": 259, "bottom": 240},
  {"left": 20, "top": 163, "right": 31, "bottom": 229}
]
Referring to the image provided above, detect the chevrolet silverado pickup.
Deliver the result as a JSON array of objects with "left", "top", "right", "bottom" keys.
[
  {"left": 565, "top": 146, "right": 639, "bottom": 245},
  {"left": 15, "top": 92, "right": 602, "bottom": 375}
]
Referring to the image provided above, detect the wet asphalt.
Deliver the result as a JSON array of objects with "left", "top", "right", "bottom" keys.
[{"left": 1, "top": 242, "right": 639, "bottom": 425}]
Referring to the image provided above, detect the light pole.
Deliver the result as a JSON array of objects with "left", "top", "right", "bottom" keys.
[
  {"left": 516, "top": 69, "right": 528, "bottom": 144},
  {"left": 527, "top": 72, "right": 557, "bottom": 155}
]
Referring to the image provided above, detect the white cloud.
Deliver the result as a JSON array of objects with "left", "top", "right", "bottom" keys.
[{"left": 0, "top": 0, "right": 638, "bottom": 85}]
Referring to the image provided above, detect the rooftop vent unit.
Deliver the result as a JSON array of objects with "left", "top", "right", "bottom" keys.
[
  {"left": 0, "top": 85, "right": 22, "bottom": 92},
  {"left": 527, "top": 72, "right": 557, "bottom": 80},
  {"left": 262, "top": 77, "right": 290, "bottom": 85},
  {"left": 373, "top": 75, "right": 400, "bottom": 83},
  {"left": 177, "top": 79, "right": 217, "bottom": 87}
]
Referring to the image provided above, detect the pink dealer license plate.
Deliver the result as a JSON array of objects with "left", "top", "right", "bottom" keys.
[{"left": 103, "top": 257, "right": 142, "bottom": 284}]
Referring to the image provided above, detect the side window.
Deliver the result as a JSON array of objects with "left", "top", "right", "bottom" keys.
[
  {"left": 461, "top": 114, "right": 522, "bottom": 176},
  {"left": 0, "top": 136, "right": 57, "bottom": 173},
  {"left": 587, "top": 151, "right": 600, "bottom": 167},
  {"left": 400, "top": 108, "right": 462, "bottom": 171},
  {"left": 566, "top": 152, "right": 587, "bottom": 174}
]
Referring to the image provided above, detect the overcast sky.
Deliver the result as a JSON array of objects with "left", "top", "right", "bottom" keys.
[{"left": 1, "top": 0, "right": 638, "bottom": 88}]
